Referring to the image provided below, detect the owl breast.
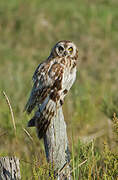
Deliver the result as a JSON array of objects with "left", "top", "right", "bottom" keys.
[{"left": 61, "top": 57, "right": 77, "bottom": 91}]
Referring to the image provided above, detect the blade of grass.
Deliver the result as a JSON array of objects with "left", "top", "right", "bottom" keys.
[
  {"left": 72, "top": 136, "right": 76, "bottom": 180},
  {"left": 23, "top": 127, "right": 34, "bottom": 143},
  {"left": 66, "top": 159, "right": 87, "bottom": 178},
  {"left": 3, "top": 91, "right": 16, "bottom": 135}
]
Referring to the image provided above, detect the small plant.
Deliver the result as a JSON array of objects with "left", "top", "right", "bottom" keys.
[
  {"left": 113, "top": 113, "right": 118, "bottom": 138},
  {"left": 103, "top": 142, "right": 118, "bottom": 179},
  {"left": 32, "top": 158, "right": 55, "bottom": 180},
  {"left": 72, "top": 139, "right": 102, "bottom": 179}
]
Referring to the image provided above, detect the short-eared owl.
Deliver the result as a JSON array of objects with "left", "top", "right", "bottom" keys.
[{"left": 24, "top": 40, "right": 78, "bottom": 139}]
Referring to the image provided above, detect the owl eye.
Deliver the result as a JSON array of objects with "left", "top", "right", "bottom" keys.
[
  {"left": 68, "top": 47, "right": 73, "bottom": 53},
  {"left": 58, "top": 46, "right": 64, "bottom": 52}
]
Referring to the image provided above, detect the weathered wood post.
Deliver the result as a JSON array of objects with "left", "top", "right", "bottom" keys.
[
  {"left": 43, "top": 107, "right": 71, "bottom": 179},
  {"left": 0, "top": 157, "right": 21, "bottom": 180}
]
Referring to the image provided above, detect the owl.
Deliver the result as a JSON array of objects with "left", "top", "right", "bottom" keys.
[{"left": 24, "top": 40, "right": 78, "bottom": 139}]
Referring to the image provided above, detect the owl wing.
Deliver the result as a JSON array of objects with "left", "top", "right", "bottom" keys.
[{"left": 24, "top": 61, "right": 64, "bottom": 114}]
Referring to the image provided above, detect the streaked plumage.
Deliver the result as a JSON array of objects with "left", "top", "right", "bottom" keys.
[{"left": 24, "top": 40, "right": 78, "bottom": 139}]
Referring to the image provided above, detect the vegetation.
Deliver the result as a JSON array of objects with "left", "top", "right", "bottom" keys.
[{"left": 0, "top": 0, "right": 118, "bottom": 179}]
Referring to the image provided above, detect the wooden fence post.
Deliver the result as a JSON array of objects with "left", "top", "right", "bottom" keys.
[
  {"left": 43, "top": 107, "right": 71, "bottom": 179},
  {"left": 0, "top": 157, "right": 21, "bottom": 180}
]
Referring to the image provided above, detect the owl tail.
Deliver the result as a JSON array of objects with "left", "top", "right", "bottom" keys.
[{"left": 27, "top": 96, "right": 56, "bottom": 139}]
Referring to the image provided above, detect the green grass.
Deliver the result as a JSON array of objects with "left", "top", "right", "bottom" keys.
[{"left": 0, "top": 0, "right": 118, "bottom": 179}]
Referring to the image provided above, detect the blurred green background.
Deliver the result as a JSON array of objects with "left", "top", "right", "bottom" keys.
[{"left": 0, "top": 0, "right": 118, "bottom": 179}]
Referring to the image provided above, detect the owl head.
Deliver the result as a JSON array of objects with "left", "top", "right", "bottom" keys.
[{"left": 51, "top": 40, "right": 78, "bottom": 59}]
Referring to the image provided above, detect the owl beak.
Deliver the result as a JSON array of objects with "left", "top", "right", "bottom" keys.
[{"left": 63, "top": 51, "right": 68, "bottom": 56}]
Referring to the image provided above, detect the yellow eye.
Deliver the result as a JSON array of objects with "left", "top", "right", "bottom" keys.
[{"left": 68, "top": 47, "right": 73, "bottom": 53}]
